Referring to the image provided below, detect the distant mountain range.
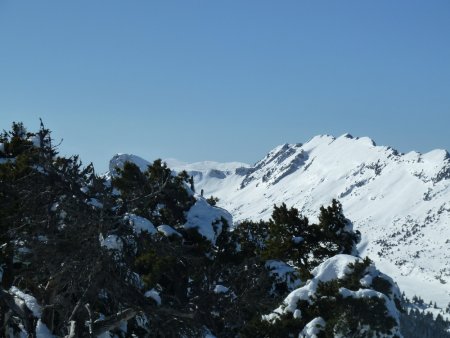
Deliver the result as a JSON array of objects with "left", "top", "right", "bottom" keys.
[{"left": 111, "top": 133, "right": 450, "bottom": 312}]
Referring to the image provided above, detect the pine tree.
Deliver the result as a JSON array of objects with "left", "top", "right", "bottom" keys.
[
  {"left": 263, "top": 203, "right": 309, "bottom": 266},
  {"left": 112, "top": 159, "right": 195, "bottom": 225},
  {"left": 306, "top": 199, "right": 360, "bottom": 266}
]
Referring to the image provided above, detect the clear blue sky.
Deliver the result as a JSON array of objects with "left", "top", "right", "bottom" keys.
[{"left": 1, "top": 1, "right": 449, "bottom": 172}]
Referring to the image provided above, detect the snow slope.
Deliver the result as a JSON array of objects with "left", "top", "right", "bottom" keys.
[{"left": 164, "top": 134, "right": 450, "bottom": 309}]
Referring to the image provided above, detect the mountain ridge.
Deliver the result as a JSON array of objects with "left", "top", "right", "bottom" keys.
[
  {"left": 112, "top": 133, "right": 450, "bottom": 310},
  {"left": 2, "top": 122, "right": 449, "bottom": 337}
]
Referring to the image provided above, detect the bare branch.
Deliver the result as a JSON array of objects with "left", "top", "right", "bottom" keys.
[
  {"left": 127, "top": 174, "right": 171, "bottom": 203},
  {"left": 64, "top": 321, "right": 76, "bottom": 338},
  {"left": 92, "top": 308, "right": 138, "bottom": 336}
]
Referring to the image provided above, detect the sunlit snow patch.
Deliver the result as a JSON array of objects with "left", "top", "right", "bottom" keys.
[
  {"left": 124, "top": 213, "right": 157, "bottom": 235},
  {"left": 183, "top": 198, "right": 233, "bottom": 244},
  {"left": 144, "top": 288, "right": 161, "bottom": 305},
  {"left": 157, "top": 224, "right": 182, "bottom": 237},
  {"left": 99, "top": 234, "right": 123, "bottom": 251}
]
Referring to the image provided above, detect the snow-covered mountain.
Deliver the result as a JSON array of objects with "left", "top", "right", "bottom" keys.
[
  {"left": 4, "top": 122, "right": 449, "bottom": 337},
  {"left": 161, "top": 134, "right": 450, "bottom": 310}
]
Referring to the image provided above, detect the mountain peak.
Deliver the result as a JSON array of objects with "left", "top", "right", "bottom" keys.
[
  {"left": 165, "top": 134, "right": 450, "bottom": 309},
  {"left": 340, "top": 133, "right": 354, "bottom": 139}
]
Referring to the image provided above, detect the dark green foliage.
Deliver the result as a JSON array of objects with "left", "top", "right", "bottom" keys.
[
  {"left": 242, "top": 253, "right": 403, "bottom": 337},
  {"left": 308, "top": 199, "right": 360, "bottom": 265},
  {"left": 0, "top": 122, "right": 135, "bottom": 336},
  {"left": 401, "top": 308, "right": 450, "bottom": 338},
  {"left": 2, "top": 122, "right": 31, "bottom": 157},
  {"left": 399, "top": 295, "right": 450, "bottom": 338},
  {"left": 188, "top": 175, "right": 195, "bottom": 192},
  {"left": 342, "top": 257, "right": 372, "bottom": 290},
  {"left": 372, "top": 276, "right": 393, "bottom": 295},
  {"left": 240, "top": 313, "right": 305, "bottom": 338},
  {"left": 214, "top": 217, "right": 239, "bottom": 264},
  {"left": 259, "top": 200, "right": 360, "bottom": 270},
  {"left": 318, "top": 199, "right": 348, "bottom": 232},
  {"left": 330, "top": 296, "right": 398, "bottom": 337},
  {"left": 0, "top": 243, "right": 14, "bottom": 288},
  {"left": 0, "top": 122, "right": 410, "bottom": 338},
  {"left": 181, "top": 227, "right": 214, "bottom": 254},
  {"left": 233, "top": 219, "right": 269, "bottom": 258},
  {"left": 262, "top": 203, "right": 309, "bottom": 265},
  {"left": 271, "top": 203, "right": 307, "bottom": 231},
  {"left": 112, "top": 159, "right": 195, "bottom": 226},
  {"left": 244, "top": 267, "right": 400, "bottom": 338},
  {"left": 112, "top": 161, "right": 147, "bottom": 196},
  {"left": 0, "top": 121, "right": 68, "bottom": 242},
  {"left": 206, "top": 195, "right": 219, "bottom": 206},
  {"left": 135, "top": 248, "right": 185, "bottom": 293}
]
